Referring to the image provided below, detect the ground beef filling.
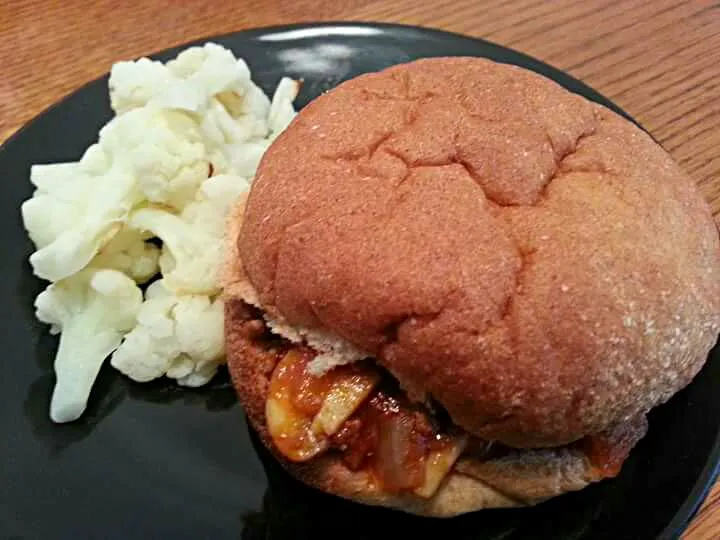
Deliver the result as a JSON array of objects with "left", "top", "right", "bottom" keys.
[{"left": 266, "top": 347, "right": 463, "bottom": 495}]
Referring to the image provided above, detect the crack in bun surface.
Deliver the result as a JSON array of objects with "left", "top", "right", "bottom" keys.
[{"left": 237, "top": 57, "right": 720, "bottom": 449}]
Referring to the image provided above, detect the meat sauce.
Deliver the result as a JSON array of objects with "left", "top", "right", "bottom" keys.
[
  {"left": 269, "top": 349, "right": 454, "bottom": 493},
  {"left": 267, "top": 348, "right": 644, "bottom": 494},
  {"left": 283, "top": 349, "right": 340, "bottom": 416},
  {"left": 580, "top": 415, "right": 649, "bottom": 479},
  {"left": 331, "top": 392, "right": 454, "bottom": 492}
]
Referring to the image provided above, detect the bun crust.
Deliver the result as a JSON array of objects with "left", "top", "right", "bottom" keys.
[{"left": 238, "top": 57, "right": 720, "bottom": 448}]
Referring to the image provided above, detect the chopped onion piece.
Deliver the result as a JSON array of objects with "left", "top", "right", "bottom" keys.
[
  {"left": 265, "top": 350, "right": 328, "bottom": 462},
  {"left": 311, "top": 371, "right": 380, "bottom": 436},
  {"left": 375, "top": 412, "right": 426, "bottom": 491},
  {"left": 414, "top": 435, "right": 468, "bottom": 498}
]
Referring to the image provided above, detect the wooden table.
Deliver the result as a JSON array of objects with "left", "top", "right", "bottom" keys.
[{"left": 2, "top": 0, "right": 718, "bottom": 537}]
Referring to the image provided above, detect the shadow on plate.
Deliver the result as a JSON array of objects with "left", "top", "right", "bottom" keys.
[{"left": 240, "top": 422, "right": 608, "bottom": 540}]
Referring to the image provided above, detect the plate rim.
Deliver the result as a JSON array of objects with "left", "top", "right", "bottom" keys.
[{"left": 2, "top": 20, "right": 718, "bottom": 539}]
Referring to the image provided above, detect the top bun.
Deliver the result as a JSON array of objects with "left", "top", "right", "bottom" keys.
[{"left": 238, "top": 57, "right": 720, "bottom": 448}]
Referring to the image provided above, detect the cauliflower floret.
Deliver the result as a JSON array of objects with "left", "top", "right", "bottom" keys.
[
  {"left": 21, "top": 163, "right": 80, "bottom": 249},
  {"left": 200, "top": 78, "right": 297, "bottom": 178},
  {"left": 110, "top": 43, "right": 267, "bottom": 121},
  {"left": 196, "top": 173, "right": 251, "bottom": 205},
  {"left": 35, "top": 269, "right": 142, "bottom": 422},
  {"left": 189, "top": 50, "right": 271, "bottom": 150},
  {"left": 129, "top": 207, "right": 220, "bottom": 294},
  {"left": 201, "top": 82, "right": 291, "bottom": 177},
  {"left": 109, "top": 43, "right": 295, "bottom": 181},
  {"left": 207, "top": 78, "right": 298, "bottom": 177},
  {"left": 109, "top": 57, "right": 175, "bottom": 114},
  {"left": 90, "top": 227, "right": 160, "bottom": 284},
  {"left": 79, "top": 144, "right": 112, "bottom": 176},
  {"left": 236, "top": 79, "right": 272, "bottom": 120},
  {"left": 200, "top": 96, "right": 270, "bottom": 150},
  {"left": 218, "top": 139, "right": 271, "bottom": 178},
  {"left": 111, "top": 280, "right": 224, "bottom": 387},
  {"left": 167, "top": 43, "right": 253, "bottom": 98},
  {"left": 99, "top": 107, "right": 210, "bottom": 209},
  {"left": 22, "top": 163, "right": 140, "bottom": 281},
  {"left": 268, "top": 77, "right": 300, "bottom": 137},
  {"left": 129, "top": 174, "right": 249, "bottom": 294}
]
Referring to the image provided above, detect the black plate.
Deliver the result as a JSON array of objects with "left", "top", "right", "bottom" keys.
[{"left": 1, "top": 22, "right": 718, "bottom": 540}]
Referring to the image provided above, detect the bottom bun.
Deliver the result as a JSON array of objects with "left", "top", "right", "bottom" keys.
[{"left": 225, "top": 297, "right": 604, "bottom": 517}]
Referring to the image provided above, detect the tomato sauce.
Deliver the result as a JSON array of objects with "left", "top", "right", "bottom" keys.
[
  {"left": 268, "top": 348, "right": 646, "bottom": 493},
  {"left": 271, "top": 351, "right": 452, "bottom": 493},
  {"left": 580, "top": 415, "right": 649, "bottom": 479}
]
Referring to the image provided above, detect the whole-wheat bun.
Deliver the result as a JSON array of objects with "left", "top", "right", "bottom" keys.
[
  {"left": 224, "top": 195, "right": 643, "bottom": 516},
  {"left": 236, "top": 57, "right": 720, "bottom": 449}
]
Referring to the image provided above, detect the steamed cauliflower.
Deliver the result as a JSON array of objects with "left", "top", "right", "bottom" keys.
[
  {"left": 109, "top": 57, "right": 176, "bottom": 114},
  {"left": 110, "top": 43, "right": 257, "bottom": 117},
  {"left": 23, "top": 42, "right": 298, "bottom": 422},
  {"left": 22, "top": 162, "right": 140, "bottom": 282},
  {"left": 268, "top": 77, "right": 300, "bottom": 136},
  {"left": 79, "top": 143, "right": 112, "bottom": 176},
  {"left": 99, "top": 107, "right": 210, "bottom": 209},
  {"left": 169, "top": 43, "right": 273, "bottom": 144},
  {"left": 111, "top": 280, "right": 224, "bottom": 387},
  {"left": 36, "top": 269, "right": 142, "bottom": 422},
  {"left": 107, "top": 42, "right": 298, "bottom": 184},
  {"left": 130, "top": 174, "right": 249, "bottom": 295},
  {"left": 90, "top": 227, "right": 160, "bottom": 284},
  {"left": 206, "top": 77, "right": 299, "bottom": 176},
  {"left": 167, "top": 43, "right": 253, "bottom": 99}
]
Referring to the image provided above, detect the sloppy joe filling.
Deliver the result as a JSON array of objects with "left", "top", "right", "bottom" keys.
[
  {"left": 266, "top": 349, "right": 465, "bottom": 496},
  {"left": 264, "top": 348, "right": 645, "bottom": 497}
]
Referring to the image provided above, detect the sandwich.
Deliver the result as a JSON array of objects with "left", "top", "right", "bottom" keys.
[{"left": 222, "top": 57, "right": 720, "bottom": 517}]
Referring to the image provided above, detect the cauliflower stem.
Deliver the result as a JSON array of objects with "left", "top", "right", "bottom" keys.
[{"left": 36, "top": 269, "right": 142, "bottom": 422}]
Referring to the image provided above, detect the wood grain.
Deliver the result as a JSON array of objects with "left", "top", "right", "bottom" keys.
[{"left": 1, "top": 0, "right": 719, "bottom": 537}]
